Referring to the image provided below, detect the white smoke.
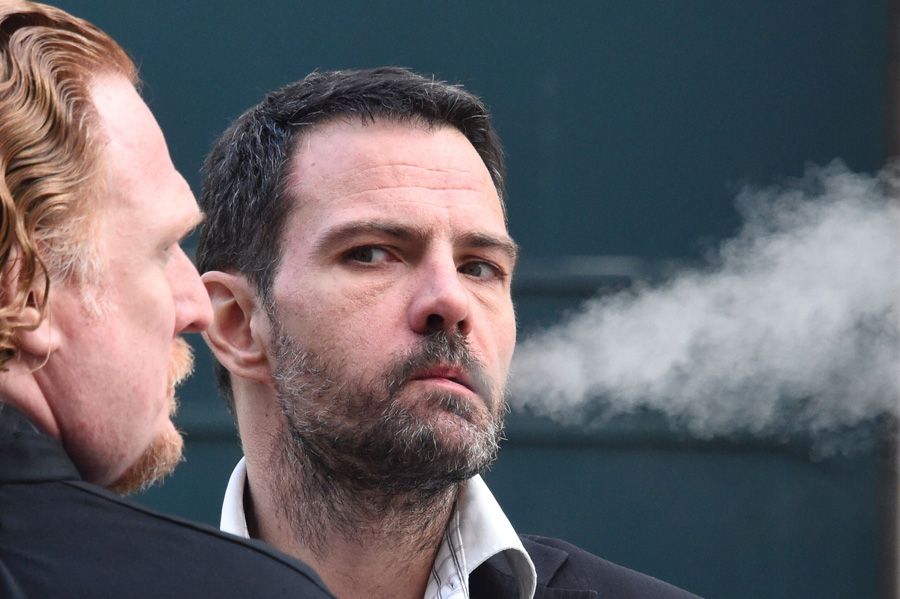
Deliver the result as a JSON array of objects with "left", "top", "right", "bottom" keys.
[{"left": 509, "top": 161, "right": 900, "bottom": 449}]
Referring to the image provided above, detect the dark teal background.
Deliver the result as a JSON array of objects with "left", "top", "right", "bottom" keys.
[{"left": 52, "top": 2, "right": 893, "bottom": 598}]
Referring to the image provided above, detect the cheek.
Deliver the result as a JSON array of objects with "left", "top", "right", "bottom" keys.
[
  {"left": 468, "top": 310, "right": 516, "bottom": 386},
  {"left": 496, "top": 325, "right": 517, "bottom": 377},
  {"left": 273, "top": 283, "right": 390, "bottom": 365},
  {"left": 312, "top": 277, "right": 402, "bottom": 338},
  {"left": 487, "top": 298, "right": 517, "bottom": 363},
  {"left": 121, "top": 275, "right": 179, "bottom": 336},
  {"left": 277, "top": 266, "right": 392, "bottom": 315}
]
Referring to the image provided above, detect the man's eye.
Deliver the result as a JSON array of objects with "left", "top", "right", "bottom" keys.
[
  {"left": 349, "top": 247, "right": 389, "bottom": 264},
  {"left": 459, "top": 261, "right": 500, "bottom": 280}
]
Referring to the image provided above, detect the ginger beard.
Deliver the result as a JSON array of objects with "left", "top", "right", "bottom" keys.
[
  {"left": 270, "top": 320, "right": 507, "bottom": 496},
  {"left": 109, "top": 337, "right": 194, "bottom": 495}
]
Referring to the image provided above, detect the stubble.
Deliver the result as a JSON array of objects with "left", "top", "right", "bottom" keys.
[{"left": 267, "top": 321, "right": 506, "bottom": 553}]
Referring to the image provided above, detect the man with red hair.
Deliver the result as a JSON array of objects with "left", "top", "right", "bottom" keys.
[{"left": 0, "top": 3, "right": 332, "bottom": 597}]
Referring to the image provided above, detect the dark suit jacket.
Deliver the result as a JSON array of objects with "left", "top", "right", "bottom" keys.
[
  {"left": 470, "top": 535, "right": 703, "bottom": 599},
  {"left": 0, "top": 404, "right": 334, "bottom": 599}
]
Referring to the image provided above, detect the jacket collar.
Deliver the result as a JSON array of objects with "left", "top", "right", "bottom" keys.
[
  {"left": 523, "top": 538, "right": 597, "bottom": 599},
  {"left": 0, "top": 402, "right": 81, "bottom": 484},
  {"left": 520, "top": 537, "right": 570, "bottom": 587},
  {"left": 470, "top": 537, "right": 597, "bottom": 599}
]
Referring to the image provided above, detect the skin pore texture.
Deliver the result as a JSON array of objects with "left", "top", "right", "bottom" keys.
[{"left": 203, "top": 118, "right": 517, "bottom": 599}]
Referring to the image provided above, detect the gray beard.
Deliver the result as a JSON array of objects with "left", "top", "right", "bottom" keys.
[{"left": 267, "top": 321, "right": 506, "bottom": 554}]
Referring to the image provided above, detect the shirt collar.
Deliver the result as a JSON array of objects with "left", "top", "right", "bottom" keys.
[
  {"left": 220, "top": 456, "right": 249, "bottom": 537},
  {"left": 455, "top": 475, "right": 536, "bottom": 598},
  {"left": 220, "top": 458, "right": 537, "bottom": 599}
]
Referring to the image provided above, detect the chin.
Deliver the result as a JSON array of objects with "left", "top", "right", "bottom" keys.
[
  {"left": 425, "top": 389, "right": 493, "bottom": 427},
  {"left": 108, "top": 425, "right": 184, "bottom": 495}
]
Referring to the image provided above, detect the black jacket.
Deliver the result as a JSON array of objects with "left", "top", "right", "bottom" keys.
[
  {"left": 0, "top": 404, "right": 334, "bottom": 599},
  {"left": 471, "top": 536, "right": 703, "bottom": 599}
]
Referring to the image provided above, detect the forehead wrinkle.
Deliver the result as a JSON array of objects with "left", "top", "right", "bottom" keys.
[
  {"left": 338, "top": 162, "right": 490, "bottom": 193},
  {"left": 349, "top": 162, "right": 483, "bottom": 177},
  {"left": 290, "top": 165, "right": 494, "bottom": 210},
  {"left": 337, "top": 188, "right": 496, "bottom": 205}
]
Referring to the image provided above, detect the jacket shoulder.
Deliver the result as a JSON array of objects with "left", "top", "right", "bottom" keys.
[
  {"left": 0, "top": 478, "right": 334, "bottom": 598},
  {"left": 521, "top": 535, "right": 703, "bottom": 599}
]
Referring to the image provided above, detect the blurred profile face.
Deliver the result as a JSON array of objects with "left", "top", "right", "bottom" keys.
[
  {"left": 36, "top": 75, "right": 212, "bottom": 492},
  {"left": 267, "top": 118, "right": 517, "bottom": 489}
]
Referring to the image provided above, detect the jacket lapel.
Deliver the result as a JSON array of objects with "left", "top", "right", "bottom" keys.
[
  {"left": 469, "top": 538, "right": 597, "bottom": 599},
  {"left": 523, "top": 538, "right": 597, "bottom": 599}
]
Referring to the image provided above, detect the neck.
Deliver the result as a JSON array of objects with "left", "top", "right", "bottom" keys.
[
  {"left": 0, "top": 356, "right": 59, "bottom": 439},
  {"left": 246, "top": 446, "right": 459, "bottom": 599}
]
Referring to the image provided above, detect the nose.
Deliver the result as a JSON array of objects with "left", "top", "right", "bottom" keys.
[
  {"left": 407, "top": 257, "right": 471, "bottom": 336},
  {"left": 171, "top": 247, "right": 214, "bottom": 334}
]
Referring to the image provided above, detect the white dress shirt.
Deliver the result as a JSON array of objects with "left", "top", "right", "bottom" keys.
[{"left": 220, "top": 458, "right": 537, "bottom": 599}]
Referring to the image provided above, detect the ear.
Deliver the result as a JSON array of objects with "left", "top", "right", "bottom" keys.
[
  {"left": 15, "top": 290, "right": 62, "bottom": 361},
  {"left": 202, "top": 271, "right": 272, "bottom": 385}
]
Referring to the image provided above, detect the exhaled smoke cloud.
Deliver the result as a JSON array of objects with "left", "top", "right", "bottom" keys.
[{"left": 509, "top": 161, "right": 900, "bottom": 448}]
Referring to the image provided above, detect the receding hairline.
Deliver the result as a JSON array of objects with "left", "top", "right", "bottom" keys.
[
  {"left": 282, "top": 113, "right": 503, "bottom": 213},
  {"left": 275, "top": 117, "right": 515, "bottom": 276}
]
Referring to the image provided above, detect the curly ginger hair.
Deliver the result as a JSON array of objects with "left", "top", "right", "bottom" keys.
[{"left": 0, "top": 0, "right": 135, "bottom": 368}]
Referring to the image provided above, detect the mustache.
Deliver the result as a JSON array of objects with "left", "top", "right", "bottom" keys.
[
  {"left": 167, "top": 337, "right": 195, "bottom": 399},
  {"left": 385, "top": 330, "right": 491, "bottom": 400}
]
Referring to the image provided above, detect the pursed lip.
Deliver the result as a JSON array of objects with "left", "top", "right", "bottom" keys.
[{"left": 408, "top": 364, "right": 477, "bottom": 394}]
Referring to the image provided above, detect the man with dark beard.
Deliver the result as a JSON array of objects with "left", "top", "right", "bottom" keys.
[
  {"left": 197, "top": 67, "right": 702, "bottom": 599},
  {"left": 0, "top": 2, "right": 333, "bottom": 597}
]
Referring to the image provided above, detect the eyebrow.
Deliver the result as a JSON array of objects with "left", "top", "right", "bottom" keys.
[
  {"left": 455, "top": 231, "right": 520, "bottom": 265},
  {"left": 314, "top": 220, "right": 519, "bottom": 264}
]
